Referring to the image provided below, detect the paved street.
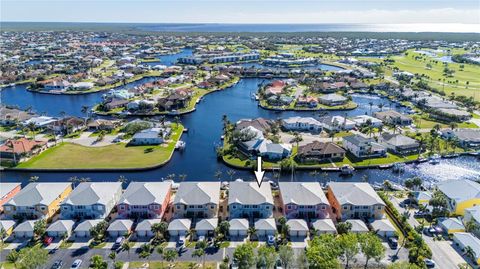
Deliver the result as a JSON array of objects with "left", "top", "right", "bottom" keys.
[{"left": 389, "top": 195, "right": 467, "bottom": 268}]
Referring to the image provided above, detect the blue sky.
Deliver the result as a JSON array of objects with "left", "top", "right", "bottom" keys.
[{"left": 1, "top": 0, "right": 479, "bottom": 24}]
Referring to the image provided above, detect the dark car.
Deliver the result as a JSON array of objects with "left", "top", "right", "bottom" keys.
[
  {"left": 51, "top": 260, "right": 63, "bottom": 269},
  {"left": 388, "top": 237, "right": 398, "bottom": 249},
  {"left": 112, "top": 236, "right": 125, "bottom": 250},
  {"left": 414, "top": 211, "right": 428, "bottom": 218}
]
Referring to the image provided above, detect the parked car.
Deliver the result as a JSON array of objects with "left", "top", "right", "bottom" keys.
[
  {"left": 414, "top": 211, "right": 428, "bottom": 218},
  {"left": 43, "top": 236, "right": 53, "bottom": 246},
  {"left": 424, "top": 258, "right": 436, "bottom": 268},
  {"left": 177, "top": 235, "right": 186, "bottom": 250},
  {"left": 70, "top": 259, "right": 82, "bottom": 269},
  {"left": 113, "top": 236, "right": 125, "bottom": 250},
  {"left": 51, "top": 260, "right": 63, "bottom": 269},
  {"left": 388, "top": 237, "right": 398, "bottom": 249},
  {"left": 197, "top": 235, "right": 206, "bottom": 243}
]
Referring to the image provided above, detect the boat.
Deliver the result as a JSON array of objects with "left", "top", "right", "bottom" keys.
[
  {"left": 429, "top": 154, "right": 441, "bottom": 164},
  {"left": 383, "top": 180, "right": 406, "bottom": 191},
  {"left": 175, "top": 140, "right": 186, "bottom": 150},
  {"left": 379, "top": 164, "right": 393, "bottom": 169},
  {"left": 220, "top": 135, "right": 225, "bottom": 140},
  {"left": 392, "top": 162, "right": 406, "bottom": 173},
  {"left": 340, "top": 164, "right": 355, "bottom": 175}
]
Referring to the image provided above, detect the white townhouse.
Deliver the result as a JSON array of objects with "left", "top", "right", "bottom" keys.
[{"left": 228, "top": 181, "right": 274, "bottom": 219}]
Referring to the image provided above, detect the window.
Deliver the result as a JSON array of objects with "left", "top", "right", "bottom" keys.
[
  {"left": 210, "top": 205, "right": 214, "bottom": 209},
  {"left": 320, "top": 205, "right": 326, "bottom": 210},
  {"left": 343, "top": 206, "right": 348, "bottom": 210},
  {"left": 287, "top": 205, "right": 292, "bottom": 210}
]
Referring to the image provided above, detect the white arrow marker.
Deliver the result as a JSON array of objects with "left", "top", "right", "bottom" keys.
[{"left": 254, "top": 156, "right": 265, "bottom": 187}]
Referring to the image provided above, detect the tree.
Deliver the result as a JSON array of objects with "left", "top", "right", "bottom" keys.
[
  {"left": 156, "top": 245, "right": 165, "bottom": 268},
  {"left": 117, "top": 175, "right": 128, "bottom": 185},
  {"left": 151, "top": 222, "right": 168, "bottom": 242},
  {"left": 29, "top": 176, "right": 39, "bottom": 183},
  {"left": 109, "top": 251, "right": 116, "bottom": 267},
  {"left": 69, "top": 176, "right": 80, "bottom": 188},
  {"left": 13, "top": 245, "right": 49, "bottom": 269},
  {"left": 233, "top": 243, "right": 256, "bottom": 269},
  {"left": 338, "top": 233, "right": 359, "bottom": 268},
  {"left": 227, "top": 169, "right": 236, "bottom": 180},
  {"left": 358, "top": 233, "right": 385, "bottom": 268},
  {"left": 122, "top": 240, "right": 131, "bottom": 258},
  {"left": 139, "top": 243, "right": 153, "bottom": 267},
  {"left": 465, "top": 219, "right": 479, "bottom": 233},
  {"left": 336, "top": 222, "right": 352, "bottom": 235},
  {"left": 163, "top": 249, "right": 179, "bottom": 268},
  {"left": 0, "top": 228, "right": 7, "bottom": 244},
  {"left": 192, "top": 248, "right": 205, "bottom": 267},
  {"left": 256, "top": 245, "right": 277, "bottom": 269},
  {"left": 387, "top": 261, "right": 420, "bottom": 269},
  {"left": 278, "top": 245, "right": 295, "bottom": 269},
  {"left": 90, "top": 221, "right": 108, "bottom": 242},
  {"left": 179, "top": 174, "right": 187, "bottom": 182},
  {"left": 214, "top": 170, "right": 223, "bottom": 180},
  {"left": 90, "top": 255, "right": 108, "bottom": 269},
  {"left": 278, "top": 216, "right": 289, "bottom": 240},
  {"left": 292, "top": 131, "right": 303, "bottom": 149},
  {"left": 306, "top": 234, "right": 341, "bottom": 269},
  {"left": 33, "top": 219, "right": 46, "bottom": 239}
]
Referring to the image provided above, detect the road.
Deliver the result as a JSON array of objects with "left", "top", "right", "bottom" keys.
[{"left": 389, "top": 195, "right": 467, "bottom": 269}]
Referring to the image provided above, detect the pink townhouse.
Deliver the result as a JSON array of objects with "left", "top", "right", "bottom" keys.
[
  {"left": 0, "top": 183, "right": 21, "bottom": 212},
  {"left": 278, "top": 182, "right": 331, "bottom": 220},
  {"left": 117, "top": 182, "right": 172, "bottom": 219}
]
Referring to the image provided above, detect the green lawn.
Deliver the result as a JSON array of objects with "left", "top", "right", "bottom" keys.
[
  {"left": 17, "top": 125, "right": 184, "bottom": 169},
  {"left": 0, "top": 262, "right": 16, "bottom": 269},
  {"left": 128, "top": 261, "right": 217, "bottom": 269}
]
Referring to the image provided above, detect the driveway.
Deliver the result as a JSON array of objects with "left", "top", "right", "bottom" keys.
[{"left": 65, "top": 131, "right": 124, "bottom": 147}]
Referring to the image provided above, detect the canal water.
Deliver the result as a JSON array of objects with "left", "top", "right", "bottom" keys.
[{"left": 1, "top": 55, "right": 479, "bottom": 184}]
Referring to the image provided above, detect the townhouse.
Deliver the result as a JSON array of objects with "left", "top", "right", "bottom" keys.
[
  {"left": 327, "top": 182, "right": 385, "bottom": 221},
  {"left": 61, "top": 182, "right": 122, "bottom": 220},
  {"left": 437, "top": 179, "right": 480, "bottom": 216},
  {"left": 3, "top": 183, "right": 72, "bottom": 220},
  {"left": 228, "top": 181, "right": 274, "bottom": 219},
  {"left": 173, "top": 182, "right": 221, "bottom": 219},
  {"left": 0, "top": 182, "right": 21, "bottom": 212},
  {"left": 117, "top": 182, "right": 172, "bottom": 219},
  {"left": 278, "top": 182, "right": 331, "bottom": 219}
]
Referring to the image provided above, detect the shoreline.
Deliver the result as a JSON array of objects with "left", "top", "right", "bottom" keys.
[{"left": 258, "top": 101, "right": 358, "bottom": 112}]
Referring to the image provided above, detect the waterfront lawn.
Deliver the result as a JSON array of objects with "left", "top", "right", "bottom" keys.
[
  {"left": 413, "top": 114, "right": 478, "bottom": 129},
  {"left": 17, "top": 125, "right": 184, "bottom": 169},
  {"left": 129, "top": 261, "right": 217, "bottom": 269}
]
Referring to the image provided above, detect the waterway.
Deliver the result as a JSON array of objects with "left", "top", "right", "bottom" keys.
[{"left": 1, "top": 51, "right": 479, "bottom": 184}]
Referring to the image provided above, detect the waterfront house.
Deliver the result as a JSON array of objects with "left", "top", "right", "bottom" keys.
[
  {"left": 278, "top": 182, "right": 331, "bottom": 219},
  {"left": 46, "top": 219, "right": 75, "bottom": 238},
  {"left": 0, "top": 183, "right": 21, "bottom": 212},
  {"left": 318, "top": 93, "right": 348, "bottom": 106},
  {"left": 235, "top": 118, "right": 272, "bottom": 133},
  {"left": 286, "top": 219, "right": 309, "bottom": 238},
  {"left": 173, "top": 182, "right": 221, "bottom": 219},
  {"left": 3, "top": 182, "right": 72, "bottom": 220},
  {"left": 296, "top": 141, "right": 345, "bottom": 163},
  {"left": 0, "top": 106, "right": 35, "bottom": 126},
  {"left": 117, "top": 182, "right": 171, "bottom": 219},
  {"left": 318, "top": 116, "right": 355, "bottom": 131},
  {"left": 295, "top": 96, "right": 318, "bottom": 108},
  {"left": 168, "top": 218, "right": 191, "bottom": 237},
  {"left": 327, "top": 182, "right": 385, "bottom": 221},
  {"left": 430, "top": 108, "right": 471, "bottom": 122},
  {"left": 48, "top": 116, "right": 85, "bottom": 134},
  {"left": 342, "top": 135, "right": 387, "bottom": 159},
  {"left": 229, "top": 218, "right": 249, "bottom": 238},
  {"left": 228, "top": 181, "right": 274, "bottom": 219},
  {"left": 0, "top": 220, "right": 16, "bottom": 237},
  {"left": 0, "top": 138, "right": 48, "bottom": 164},
  {"left": 373, "top": 111, "right": 412, "bottom": 126},
  {"left": 107, "top": 219, "right": 133, "bottom": 237},
  {"left": 370, "top": 219, "right": 396, "bottom": 238},
  {"left": 453, "top": 232, "right": 480, "bottom": 265},
  {"left": 61, "top": 182, "right": 122, "bottom": 220},
  {"left": 136, "top": 219, "right": 162, "bottom": 238},
  {"left": 440, "top": 218, "right": 465, "bottom": 234},
  {"left": 254, "top": 218, "right": 277, "bottom": 237},
  {"left": 129, "top": 128, "right": 167, "bottom": 145},
  {"left": 74, "top": 219, "right": 103, "bottom": 238},
  {"left": 195, "top": 218, "right": 218, "bottom": 237},
  {"left": 378, "top": 133, "right": 420, "bottom": 155},
  {"left": 441, "top": 129, "right": 480, "bottom": 149},
  {"left": 346, "top": 219, "right": 369, "bottom": 234},
  {"left": 13, "top": 220, "right": 36, "bottom": 238},
  {"left": 87, "top": 119, "right": 119, "bottom": 131},
  {"left": 352, "top": 115, "right": 383, "bottom": 128},
  {"left": 437, "top": 179, "right": 480, "bottom": 216},
  {"left": 237, "top": 126, "right": 292, "bottom": 161},
  {"left": 312, "top": 219, "right": 337, "bottom": 235},
  {"left": 281, "top": 117, "right": 322, "bottom": 132},
  {"left": 24, "top": 116, "right": 58, "bottom": 128}
]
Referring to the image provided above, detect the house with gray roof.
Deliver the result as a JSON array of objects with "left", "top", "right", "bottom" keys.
[
  {"left": 312, "top": 219, "right": 337, "bottom": 235},
  {"left": 254, "top": 218, "right": 277, "bottom": 237},
  {"left": 195, "top": 218, "right": 218, "bottom": 237},
  {"left": 373, "top": 110, "right": 412, "bottom": 126},
  {"left": 279, "top": 182, "right": 331, "bottom": 219},
  {"left": 347, "top": 219, "right": 369, "bottom": 234},
  {"left": 136, "top": 219, "right": 162, "bottom": 238},
  {"left": 371, "top": 219, "right": 396, "bottom": 238},
  {"left": 107, "top": 219, "right": 133, "bottom": 237},
  {"left": 228, "top": 181, "right": 274, "bottom": 219},
  {"left": 74, "top": 219, "right": 103, "bottom": 238},
  {"left": 173, "top": 182, "right": 221, "bottom": 219},
  {"left": 327, "top": 182, "right": 385, "bottom": 221},
  {"left": 13, "top": 220, "right": 36, "bottom": 238},
  {"left": 464, "top": 206, "right": 480, "bottom": 237},
  {"left": 229, "top": 218, "right": 249, "bottom": 238},
  {"left": 437, "top": 179, "right": 480, "bottom": 216},
  {"left": 46, "top": 219, "right": 75, "bottom": 238},
  {"left": 282, "top": 117, "right": 322, "bottom": 132},
  {"left": 168, "top": 218, "right": 191, "bottom": 237},
  {"left": 318, "top": 93, "right": 348, "bottom": 106},
  {"left": 0, "top": 182, "right": 21, "bottom": 212},
  {"left": 431, "top": 108, "right": 471, "bottom": 122},
  {"left": 117, "top": 182, "right": 172, "bottom": 219},
  {"left": 441, "top": 129, "right": 480, "bottom": 149},
  {"left": 342, "top": 135, "right": 387, "bottom": 159},
  {"left": 286, "top": 219, "right": 309, "bottom": 238},
  {"left": 3, "top": 182, "right": 72, "bottom": 220},
  {"left": 453, "top": 232, "right": 480, "bottom": 264},
  {"left": 379, "top": 133, "right": 420, "bottom": 155},
  {"left": 61, "top": 182, "right": 122, "bottom": 220}
]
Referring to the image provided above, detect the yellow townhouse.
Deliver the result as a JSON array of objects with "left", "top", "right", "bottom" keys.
[
  {"left": 437, "top": 179, "right": 480, "bottom": 216},
  {"left": 3, "top": 182, "right": 72, "bottom": 220}
]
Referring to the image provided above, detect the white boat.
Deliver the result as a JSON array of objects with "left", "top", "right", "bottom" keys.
[
  {"left": 175, "top": 140, "right": 186, "bottom": 150},
  {"left": 340, "top": 164, "right": 355, "bottom": 175},
  {"left": 392, "top": 162, "right": 406, "bottom": 173},
  {"left": 429, "top": 154, "right": 441, "bottom": 164}
]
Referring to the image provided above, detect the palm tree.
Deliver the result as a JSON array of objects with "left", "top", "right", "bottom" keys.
[
  {"left": 292, "top": 132, "right": 303, "bottom": 149},
  {"left": 226, "top": 169, "right": 236, "bottom": 181},
  {"left": 139, "top": 244, "right": 153, "bottom": 267},
  {"left": 156, "top": 245, "right": 166, "bottom": 268},
  {"left": 27, "top": 121, "right": 37, "bottom": 139},
  {"left": 69, "top": 176, "right": 80, "bottom": 188},
  {"left": 151, "top": 222, "right": 168, "bottom": 241},
  {"left": 464, "top": 246, "right": 476, "bottom": 263},
  {"left": 122, "top": 241, "right": 131, "bottom": 259},
  {"left": 368, "top": 101, "right": 374, "bottom": 115},
  {"left": 248, "top": 227, "right": 257, "bottom": 240},
  {"left": 163, "top": 249, "right": 178, "bottom": 268},
  {"left": 0, "top": 228, "right": 6, "bottom": 245},
  {"left": 179, "top": 174, "right": 187, "bottom": 182},
  {"left": 117, "top": 175, "right": 128, "bottom": 185},
  {"left": 29, "top": 176, "right": 39, "bottom": 183},
  {"left": 214, "top": 170, "right": 223, "bottom": 181},
  {"left": 174, "top": 116, "right": 180, "bottom": 128},
  {"left": 79, "top": 177, "right": 91, "bottom": 183}
]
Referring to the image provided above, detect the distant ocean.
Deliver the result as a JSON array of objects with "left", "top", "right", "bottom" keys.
[{"left": 136, "top": 23, "right": 480, "bottom": 33}]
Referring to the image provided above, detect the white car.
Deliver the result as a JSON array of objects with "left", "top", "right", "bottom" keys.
[{"left": 70, "top": 259, "right": 82, "bottom": 269}]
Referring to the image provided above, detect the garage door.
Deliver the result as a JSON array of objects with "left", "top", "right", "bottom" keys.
[{"left": 169, "top": 230, "right": 179, "bottom": 237}]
